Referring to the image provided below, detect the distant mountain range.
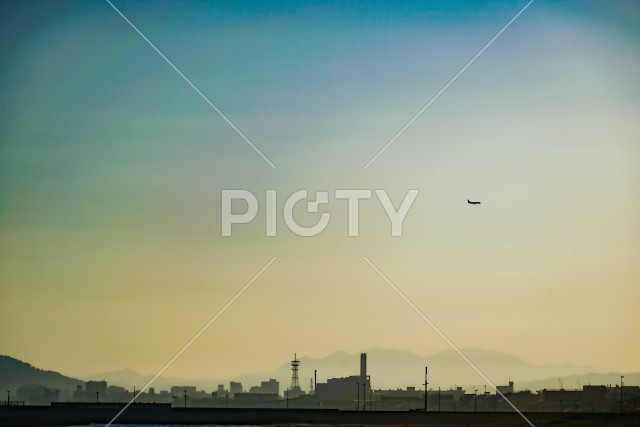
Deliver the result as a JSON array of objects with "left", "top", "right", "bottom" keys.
[
  {"left": 81, "top": 348, "right": 634, "bottom": 392},
  {"left": 3, "top": 349, "right": 636, "bottom": 394}
]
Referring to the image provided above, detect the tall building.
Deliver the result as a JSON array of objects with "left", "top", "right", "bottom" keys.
[
  {"left": 229, "top": 381, "right": 242, "bottom": 398},
  {"left": 216, "top": 384, "right": 226, "bottom": 398},
  {"left": 72, "top": 384, "right": 83, "bottom": 401},
  {"left": 262, "top": 379, "right": 279, "bottom": 395},
  {"left": 107, "top": 385, "right": 127, "bottom": 402},
  {"left": 249, "top": 378, "right": 279, "bottom": 396}
]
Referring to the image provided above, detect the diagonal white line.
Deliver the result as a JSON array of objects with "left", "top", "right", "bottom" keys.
[
  {"left": 104, "top": 0, "right": 277, "bottom": 170},
  {"left": 363, "top": 256, "right": 535, "bottom": 427},
  {"left": 363, "top": 0, "right": 534, "bottom": 170},
  {"left": 105, "top": 256, "right": 277, "bottom": 427}
]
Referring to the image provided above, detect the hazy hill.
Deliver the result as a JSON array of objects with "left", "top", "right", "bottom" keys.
[
  {"left": 0, "top": 355, "right": 83, "bottom": 392},
  {"left": 3, "top": 350, "right": 635, "bottom": 396},
  {"left": 82, "top": 348, "right": 618, "bottom": 392},
  {"left": 84, "top": 368, "right": 186, "bottom": 392},
  {"left": 262, "top": 348, "right": 611, "bottom": 390},
  {"left": 518, "top": 372, "right": 640, "bottom": 392}
]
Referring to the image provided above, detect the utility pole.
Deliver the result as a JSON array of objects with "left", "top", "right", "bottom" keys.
[
  {"left": 474, "top": 389, "right": 477, "bottom": 412},
  {"left": 362, "top": 382, "right": 366, "bottom": 412},
  {"left": 314, "top": 370, "right": 317, "bottom": 396},
  {"left": 620, "top": 376, "right": 624, "bottom": 414},
  {"left": 286, "top": 389, "right": 289, "bottom": 409},
  {"left": 356, "top": 382, "right": 360, "bottom": 411},
  {"left": 133, "top": 386, "right": 136, "bottom": 403},
  {"left": 424, "top": 367, "right": 428, "bottom": 412},
  {"left": 96, "top": 391, "right": 99, "bottom": 403},
  {"left": 183, "top": 390, "right": 187, "bottom": 408},
  {"left": 438, "top": 387, "right": 441, "bottom": 412},
  {"left": 7, "top": 390, "right": 10, "bottom": 406},
  {"left": 367, "top": 375, "right": 371, "bottom": 411}
]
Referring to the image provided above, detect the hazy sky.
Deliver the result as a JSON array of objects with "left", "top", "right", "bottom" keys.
[{"left": 1, "top": 0, "right": 639, "bottom": 383}]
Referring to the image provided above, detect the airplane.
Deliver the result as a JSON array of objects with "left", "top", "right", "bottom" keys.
[{"left": 467, "top": 199, "right": 481, "bottom": 205}]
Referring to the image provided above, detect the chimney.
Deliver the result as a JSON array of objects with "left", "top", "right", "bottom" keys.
[{"left": 360, "top": 353, "right": 367, "bottom": 382}]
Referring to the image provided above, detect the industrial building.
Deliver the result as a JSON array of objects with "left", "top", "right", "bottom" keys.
[{"left": 315, "top": 353, "right": 371, "bottom": 410}]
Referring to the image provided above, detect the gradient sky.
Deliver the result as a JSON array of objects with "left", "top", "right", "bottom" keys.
[{"left": 1, "top": 0, "right": 639, "bottom": 384}]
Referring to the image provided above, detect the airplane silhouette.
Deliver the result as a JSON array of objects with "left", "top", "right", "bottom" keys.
[{"left": 467, "top": 199, "right": 481, "bottom": 205}]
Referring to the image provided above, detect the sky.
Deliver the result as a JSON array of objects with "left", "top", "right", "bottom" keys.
[{"left": 0, "top": 0, "right": 639, "bottom": 385}]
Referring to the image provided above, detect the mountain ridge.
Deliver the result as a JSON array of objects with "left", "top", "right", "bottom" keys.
[
  {"left": 0, "top": 355, "right": 83, "bottom": 392},
  {"left": 3, "top": 350, "right": 632, "bottom": 395},
  {"left": 81, "top": 348, "right": 618, "bottom": 391}
]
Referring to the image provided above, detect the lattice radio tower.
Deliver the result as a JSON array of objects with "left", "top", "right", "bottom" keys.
[{"left": 290, "top": 353, "right": 300, "bottom": 389}]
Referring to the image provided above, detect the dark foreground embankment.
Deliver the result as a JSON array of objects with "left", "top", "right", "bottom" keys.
[{"left": 1, "top": 403, "right": 639, "bottom": 426}]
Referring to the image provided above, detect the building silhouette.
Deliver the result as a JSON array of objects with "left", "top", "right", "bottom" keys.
[
  {"left": 85, "top": 381, "right": 107, "bottom": 402},
  {"left": 496, "top": 381, "right": 514, "bottom": 395},
  {"left": 249, "top": 379, "right": 279, "bottom": 396},
  {"left": 315, "top": 352, "right": 371, "bottom": 409},
  {"left": 229, "top": 382, "right": 242, "bottom": 398}
]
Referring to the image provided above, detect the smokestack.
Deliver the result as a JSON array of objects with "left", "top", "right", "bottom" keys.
[{"left": 360, "top": 353, "right": 367, "bottom": 382}]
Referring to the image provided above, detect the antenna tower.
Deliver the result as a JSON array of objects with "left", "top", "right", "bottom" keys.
[{"left": 290, "top": 353, "right": 300, "bottom": 389}]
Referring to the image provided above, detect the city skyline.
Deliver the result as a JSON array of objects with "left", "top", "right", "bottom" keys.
[
  {"left": 2, "top": 345, "right": 638, "bottom": 394},
  {"left": 1, "top": 0, "right": 639, "bottom": 390},
  {"left": 3, "top": 350, "right": 638, "bottom": 416},
  {"left": 72, "top": 346, "right": 640, "bottom": 392}
]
